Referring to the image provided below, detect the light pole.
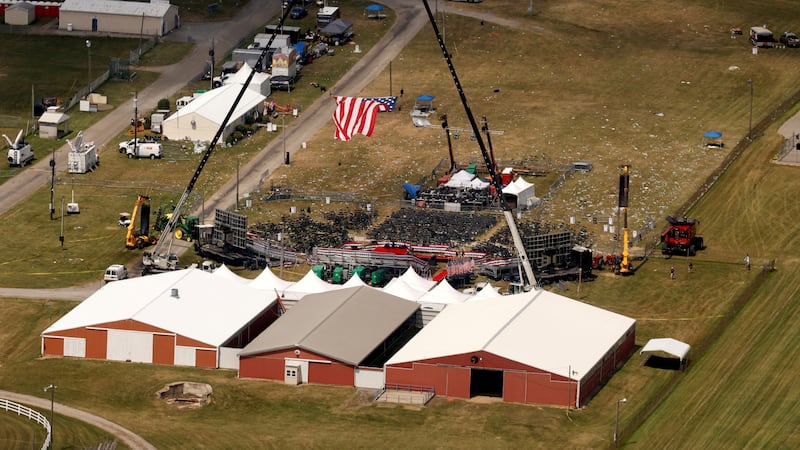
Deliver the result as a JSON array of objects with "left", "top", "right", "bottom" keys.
[
  {"left": 747, "top": 78, "right": 753, "bottom": 140},
  {"left": 279, "top": 221, "right": 285, "bottom": 278},
  {"left": 132, "top": 91, "right": 138, "bottom": 156},
  {"left": 44, "top": 384, "right": 57, "bottom": 449},
  {"left": 614, "top": 397, "right": 627, "bottom": 447},
  {"left": 86, "top": 40, "right": 92, "bottom": 97}
]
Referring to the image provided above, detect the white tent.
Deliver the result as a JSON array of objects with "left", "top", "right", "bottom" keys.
[
  {"left": 469, "top": 177, "right": 490, "bottom": 190},
  {"left": 283, "top": 269, "right": 338, "bottom": 300},
  {"left": 381, "top": 278, "right": 428, "bottom": 302},
  {"left": 249, "top": 267, "right": 295, "bottom": 293},
  {"left": 502, "top": 177, "right": 539, "bottom": 209},
  {"left": 398, "top": 266, "right": 436, "bottom": 292},
  {"left": 640, "top": 338, "right": 690, "bottom": 365},
  {"left": 418, "top": 279, "right": 470, "bottom": 304},
  {"left": 343, "top": 273, "right": 368, "bottom": 288},
  {"left": 445, "top": 170, "right": 476, "bottom": 188},
  {"left": 162, "top": 83, "right": 266, "bottom": 142},
  {"left": 466, "top": 283, "right": 504, "bottom": 301},
  {"left": 212, "top": 264, "right": 250, "bottom": 284},
  {"left": 223, "top": 62, "right": 272, "bottom": 97}
]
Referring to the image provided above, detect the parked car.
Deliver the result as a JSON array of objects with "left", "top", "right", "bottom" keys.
[
  {"left": 290, "top": 6, "right": 308, "bottom": 19},
  {"left": 780, "top": 32, "right": 799, "bottom": 47},
  {"left": 104, "top": 264, "right": 128, "bottom": 283}
]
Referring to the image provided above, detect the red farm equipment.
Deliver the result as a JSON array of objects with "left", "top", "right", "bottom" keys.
[{"left": 661, "top": 216, "right": 704, "bottom": 256}]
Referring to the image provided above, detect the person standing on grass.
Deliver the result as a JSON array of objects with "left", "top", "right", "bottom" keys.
[
  {"left": 688, "top": 262, "right": 693, "bottom": 274},
  {"left": 670, "top": 266, "right": 675, "bottom": 280},
  {"left": 744, "top": 254, "right": 751, "bottom": 271}
]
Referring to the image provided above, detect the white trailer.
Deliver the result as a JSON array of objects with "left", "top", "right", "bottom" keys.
[
  {"left": 67, "top": 131, "right": 99, "bottom": 174},
  {"left": 4, "top": 130, "right": 34, "bottom": 167}
]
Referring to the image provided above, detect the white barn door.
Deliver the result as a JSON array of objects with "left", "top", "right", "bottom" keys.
[
  {"left": 63, "top": 337, "right": 86, "bottom": 357},
  {"left": 106, "top": 330, "right": 153, "bottom": 363}
]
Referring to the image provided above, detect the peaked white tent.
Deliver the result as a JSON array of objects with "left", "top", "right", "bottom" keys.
[
  {"left": 223, "top": 62, "right": 272, "bottom": 96},
  {"left": 212, "top": 264, "right": 250, "bottom": 284},
  {"left": 249, "top": 267, "right": 295, "bottom": 293},
  {"left": 283, "top": 269, "right": 338, "bottom": 300},
  {"left": 445, "top": 170, "right": 476, "bottom": 188},
  {"left": 418, "top": 279, "right": 470, "bottom": 304},
  {"left": 343, "top": 273, "right": 368, "bottom": 288},
  {"left": 640, "top": 338, "right": 690, "bottom": 367},
  {"left": 398, "top": 266, "right": 436, "bottom": 292},
  {"left": 502, "top": 177, "right": 539, "bottom": 209},
  {"left": 162, "top": 83, "right": 266, "bottom": 142},
  {"left": 382, "top": 278, "right": 428, "bottom": 302},
  {"left": 466, "top": 283, "right": 504, "bottom": 301}
]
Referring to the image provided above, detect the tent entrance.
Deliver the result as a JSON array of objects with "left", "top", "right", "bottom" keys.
[{"left": 470, "top": 368, "right": 503, "bottom": 398}]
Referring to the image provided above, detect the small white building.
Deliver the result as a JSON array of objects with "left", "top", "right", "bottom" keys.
[
  {"left": 38, "top": 107, "right": 70, "bottom": 139},
  {"left": 5, "top": 2, "right": 36, "bottom": 25},
  {"left": 59, "top": 0, "right": 180, "bottom": 36}
]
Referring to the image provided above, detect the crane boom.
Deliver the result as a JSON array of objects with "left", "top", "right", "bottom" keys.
[
  {"left": 422, "top": 0, "right": 538, "bottom": 290},
  {"left": 143, "top": 7, "right": 292, "bottom": 273}
]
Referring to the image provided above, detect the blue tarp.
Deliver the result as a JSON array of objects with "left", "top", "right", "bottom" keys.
[
  {"left": 416, "top": 94, "right": 435, "bottom": 102},
  {"left": 403, "top": 182, "right": 421, "bottom": 198},
  {"left": 703, "top": 131, "right": 722, "bottom": 139},
  {"left": 293, "top": 41, "right": 308, "bottom": 56},
  {"left": 365, "top": 4, "right": 384, "bottom": 11}
]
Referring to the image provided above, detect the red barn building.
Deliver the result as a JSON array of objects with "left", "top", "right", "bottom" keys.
[
  {"left": 239, "top": 286, "right": 420, "bottom": 389},
  {"left": 41, "top": 268, "right": 280, "bottom": 369},
  {"left": 385, "top": 290, "right": 636, "bottom": 407}
]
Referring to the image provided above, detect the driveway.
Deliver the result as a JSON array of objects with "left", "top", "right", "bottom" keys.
[{"left": 0, "top": 390, "right": 156, "bottom": 450}]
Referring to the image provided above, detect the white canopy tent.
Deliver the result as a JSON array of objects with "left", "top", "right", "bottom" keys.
[
  {"left": 640, "top": 338, "right": 690, "bottom": 368},
  {"left": 249, "top": 267, "right": 295, "bottom": 293},
  {"left": 502, "top": 177, "right": 539, "bottom": 209},
  {"left": 445, "top": 170, "right": 476, "bottom": 188}
]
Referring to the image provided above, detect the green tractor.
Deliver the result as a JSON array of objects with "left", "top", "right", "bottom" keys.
[{"left": 155, "top": 209, "right": 200, "bottom": 242}]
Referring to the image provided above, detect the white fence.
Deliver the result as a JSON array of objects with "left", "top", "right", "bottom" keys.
[{"left": 0, "top": 398, "right": 50, "bottom": 450}]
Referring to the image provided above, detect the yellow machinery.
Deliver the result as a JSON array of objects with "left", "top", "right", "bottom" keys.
[
  {"left": 618, "top": 165, "right": 632, "bottom": 275},
  {"left": 125, "top": 195, "right": 158, "bottom": 249}
]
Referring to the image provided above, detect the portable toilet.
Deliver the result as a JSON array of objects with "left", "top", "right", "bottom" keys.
[
  {"left": 332, "top": 266, "right": 344, "bottom": 284},
  {"left": 312, "top": 265, "right": 325, "bottom": 279},
  {"left": 371, "top": 269, "right": 387, "bottom": 286},
  {"left": 352, "top": 266, "right": 367, "bottom": 281}
]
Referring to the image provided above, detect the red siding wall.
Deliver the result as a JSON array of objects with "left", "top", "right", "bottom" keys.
[
  {"left": 86, "top": 328, "right": 107, "bottom": 359},
  {"left": 152, "top": 334, "right": 175, "bottom": 365},
  {"left": 196, "top": 349, "right": 217, "bottom": 368},
  {"left": 239, "top": 348, "right": 355, "bottom": 386},
  {"left": 42, "top": 337, "right": 63, "bottom": 356}
]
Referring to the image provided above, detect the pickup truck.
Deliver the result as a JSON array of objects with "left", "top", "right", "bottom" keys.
[
  {"left": 119, "top": 139, "right": 163, "bottom": 159},
  {"left": 780, "top": 32, "right": 799, "bottom": 48}
]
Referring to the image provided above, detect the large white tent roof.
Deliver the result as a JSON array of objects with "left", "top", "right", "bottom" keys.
[
  {"left": 43, "top": 268, "right": 276, "bottom": 347},
  {"left": 212, "top": 264, "right": 249, "bottom": 284},
  {"left": 61, "top": 0, "right": 174, "bottom": 17},
  {"left": 386, "top": 289, "right": 636, "bottom": 380},
  {"left": 163, "top": 83, "right": 265, "bottom": 128},
  {"left": 445, "top": 169, "right": 476, "bottom": 188}
]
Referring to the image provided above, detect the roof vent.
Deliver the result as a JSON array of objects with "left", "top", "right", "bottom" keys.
[{"left": 171, "top": 288, "right": 179, "bottom": 298}]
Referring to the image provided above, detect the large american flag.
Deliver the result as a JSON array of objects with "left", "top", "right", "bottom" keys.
[
  {"left": 363, "top": 96, "right": 398, "bottom": 112},
  {"left": 333, "top": 96, "right": 390, "bottom": 141}
]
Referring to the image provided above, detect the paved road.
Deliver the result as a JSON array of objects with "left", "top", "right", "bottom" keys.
[
  {"left": 0, "top": 1, "right": 281, "bottom": 218},
  {"left": 0, "top": 390, "right": 156, "bottom": 450}
]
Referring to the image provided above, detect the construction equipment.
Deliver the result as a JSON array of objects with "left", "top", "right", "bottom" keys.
[
  {"left": 661, "top": 216, "right": 704, "bottom": 256},
  {"left": 4, "top": 130, "right": 34, "bottom": 167},
  {"left": 617, "top": 164, "right": 632, "bottom": 275},
  {"left": 142, "top": 8, "right": 292, "bottom": 274},
  {"left": 423, "top": 0, "right": 537, "bottom": 290},
  {"left": 126, "top": 195, "right": 157, "bottom": 249}
]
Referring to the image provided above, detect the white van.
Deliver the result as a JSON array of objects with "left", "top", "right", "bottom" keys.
[
  {"left": 750, "top": 26, "right": 774, "bottom": 48},
  {"left": 104, "top": 264, "right": 129, "bottom": 283},
  {"left": 127, "top": 142, "right": 163, "bottom": 159}
]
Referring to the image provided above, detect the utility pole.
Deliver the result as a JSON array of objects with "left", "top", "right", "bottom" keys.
[
  {"left": 209, "top": 39, "right": 215, "bottom": 91},
  {"left": 49, "top": 150, "right": 55, "bottom": 220},
  {"left": 44, "top": 384, "right": 57, "bottom": 450},
  {"left": 86, "top": 40, "right": 92, "bottom": 97},
  {"left": 748, "top": 78, "right": 754, "bottom": 140},
  {"left": 132, "top": 91, "right": 138, "bottom": 157}
]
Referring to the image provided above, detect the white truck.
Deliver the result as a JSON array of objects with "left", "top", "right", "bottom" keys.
[
  {"left": 67, "top": 131, "right": 99, "bottom": 174},
  {"left": 4, "top": 130, "right": 34, "bottom": 167},
  {"left": 119, "top": 138, "right": 163, "bottom": 159}
]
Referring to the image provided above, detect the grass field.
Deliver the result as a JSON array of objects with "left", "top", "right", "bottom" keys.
[{"left": 1, "top": 0, "right": 800, "bottom": 448}]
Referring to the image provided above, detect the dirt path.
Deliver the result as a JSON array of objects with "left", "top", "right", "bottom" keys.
[{"left": 0, "top": 390, "right": 156, "bottom": 450}]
